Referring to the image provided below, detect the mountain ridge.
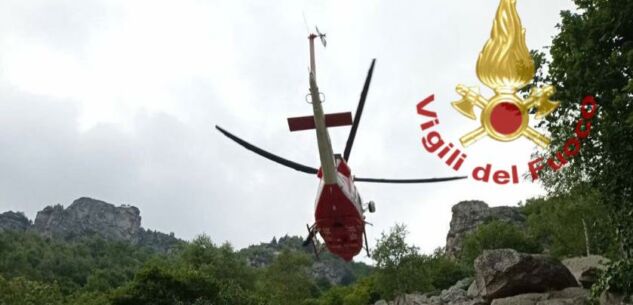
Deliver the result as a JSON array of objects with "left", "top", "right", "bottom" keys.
[
  {"left": 0, "top": 197, "right": 181, "bottom": 253},
  {"left": 0, "top": 196, "right": 371, "bottom": 285}
]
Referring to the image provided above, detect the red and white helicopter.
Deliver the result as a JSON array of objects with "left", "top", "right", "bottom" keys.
[{"left": 216, "top": 30, "right": 466, "bottom": 261}]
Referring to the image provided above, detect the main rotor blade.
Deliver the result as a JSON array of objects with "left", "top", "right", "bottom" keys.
[
  {"left": 354, "top": 176, "right": 467, "bottom": 184},
  {"left": 343, "top": 59, "right": 376, "bottom": 162},
  {"left": 215, "top": 125, "right": 318, "bottom": 175}
]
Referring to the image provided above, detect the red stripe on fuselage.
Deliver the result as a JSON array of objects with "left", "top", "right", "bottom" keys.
[{"left": 314, "top": 171, "right": 364, "bottom": 261}]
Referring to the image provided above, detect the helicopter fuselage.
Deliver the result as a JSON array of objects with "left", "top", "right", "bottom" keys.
[{"left": 314, "top": 158, "right": 365, "bottom": 261}]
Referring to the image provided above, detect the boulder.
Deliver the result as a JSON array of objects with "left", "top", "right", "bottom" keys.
[
  {"left": 373, "top": 279, "right": 487, "bottom": 305},
  {"left": 467, "top": 281, "right": 479, "bottom": 298},
  {"left": 599, "top": 292, "right": 633, "bottom": 305},
  {"left": 490, "top": 288, "right": 590, "bottom": 305},
  {"left": 446, "top": 201, "right": 525, "bottom": 258},
  {"left": 473, "top": 249, "right": 578, "bottom": 300},
  {"left": 456, "top": 300, "right": 488, "bottom": 305},
  {"left": 491, "top": 293, "right": 549, "bottom": 305},
  {"left": 440, "top": 278, "right": 473, "bottom": 304},
  {"left": 535, "top": 299, "right": 582, "bottom": 305},
  {"left": 562, "top": 255, "right": 609, "bottom": 288},
  {"left": 0, "top": 211, "right": 30, "bottom": 232},
  {"left": 549, "top": 287, "right": 589, "bottom": 300},
  {"left": 396, "top": 294, "right": 430, "bottom": 304}
]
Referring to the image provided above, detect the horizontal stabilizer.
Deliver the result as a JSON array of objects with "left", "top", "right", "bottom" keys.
[{"left": 287, "top": 112, "right": 353, "bottom": 132}]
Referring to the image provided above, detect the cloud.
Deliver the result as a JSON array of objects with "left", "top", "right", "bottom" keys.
[{"left": 0, "top": 0, "right": 576, "bottom": 258}]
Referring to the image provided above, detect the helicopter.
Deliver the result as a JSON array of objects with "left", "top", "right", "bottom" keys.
[{"left": 215, "top": 30, "right": 466, "bottom": 261}]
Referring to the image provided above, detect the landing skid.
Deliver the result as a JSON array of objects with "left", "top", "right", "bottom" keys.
[
  {"left": 363, "top": 224, "right": 371, "bottom": 257},
  {"left": 303, "top": 224, "right": 322, "bottom": 260}
]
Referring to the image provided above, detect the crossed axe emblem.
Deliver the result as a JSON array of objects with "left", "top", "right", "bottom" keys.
[{"left": 451, "top": 85, "right": 559, "bottom": 148}]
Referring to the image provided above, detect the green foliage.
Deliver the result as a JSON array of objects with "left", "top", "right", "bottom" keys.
[
  {"left": 591, "top": 259, "right": 633, "bottom": 302},
  {"left": 311, "top": 285, "right": 352, "bottom": 305},
  {"left": 112, "top": 235, "right": 261, "bottom": 305},
  {"left": 0, "top": 230, "right": 379, "bottom": 305},
  {"left": 65, "top": 292, "right": 111, "bottom": 305},
  {"left": 305, "top": 271, "right": 379, "bottom": 305},
  {"left": 111, "top": 264, "right": 223, "bottom": 305},
  {"left": 522, "top": 189, "right": 618, "bottom": 258},
  {"left": 534, "top": 0, "right": 633, "bottom": 258},
  {"left": 181, "top": 236, "right": 256, "bottom": 290},
  {"left": 0, "top": 275, "right": 64, "bottom": 305},
  {"left": 372, "top": 224, "right": 418, "bottom": 269},
  {"left": 0, "top": 231, "right": 156, "bottom": 295},
  {"left": 340, "top": 276, "right": 379, "bottom": 305},
  {"left": 374, "top": 253, "right": 434, "bottom": 299},
  {"left": 460, "top": 220, "right": 542, "bottom": 268},
  {"left": 371, "top": 225, "right": 468, "bottom": 300},
  {"left": 257, "top": 250, "right": 318, "bottom": 305},
  {"left": 238, "top": 235, "right": 370, "bottom": 287},
  {"left": 427, "top": 249, "right": 470, "bottom": 290},
  {"left": 532, "top": 0, "right": 633, "bottom": 299}
]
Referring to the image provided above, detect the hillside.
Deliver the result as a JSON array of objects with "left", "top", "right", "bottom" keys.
[
  {"left": 0, "top": 197, "right": 374, "bottom": 305},
  {"left": 1, "top": 197, "right": 181, "bottom": 253},
  {"left": 0, "top": 195, "right": 629, "bottom": 305}
]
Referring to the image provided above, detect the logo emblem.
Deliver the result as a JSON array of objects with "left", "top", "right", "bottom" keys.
[{"left": 451, "top": 0, "right": 559, "bottom": 148}]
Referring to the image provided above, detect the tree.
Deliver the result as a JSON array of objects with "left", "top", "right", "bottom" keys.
[
  {"left": 531, "top": 0, "right": 633, "bottom": 298},
  {"left": 111, "top": 236, "right": 261, "bottom": 305},
  {"left": 111, "top": 264, "right": 222, "bottom": 305},
  {"left": 460, "top": 221, "right": 542, "bottom": 268},
  {"left": 372, "top": 225, "right": 427, "bottom": 299},
  {"left": 534, "top": 0, "right": 633, "bottom": 259},
  {"left": 522, "top": 189, "right": 617, "bottom": 258},
  {"left": 0, "top": 275, "right": 64, "bottom": 305},
  {"left": 257, "top": 250, "right": 318, "bottom": 305},
  {"left": 372, "top": 224, "right": 418, "bottom": 269}
]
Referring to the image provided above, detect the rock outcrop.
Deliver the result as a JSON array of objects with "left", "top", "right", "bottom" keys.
[
  {"left": 490, "top": 287, "right": 589, "bottom": 305},
  {"left": 0, "top": 211, "right": 30, "bottom": 232},
  {"left": 446, "top": 201, "right": 526, "bottom": 259},
  {"left": 311, "top": 260, "right": 355, "bottom": 285},
  {"left": 562, "top": 255, "right": 609, "bottom": 288},
  {"left": 0, "top": 197, "right": 181, "bottom": 253},
  {"left": 373, "top": 251, "right": 598, "bottom": 305},
  {"left": 472, "top": 249, "right": 578, "bottom": 300},
  {"left": 34, "top": 197, "right": 142, "bottom": 241},
  {"left": 373, "top": 278, "right": 486, "bottom": 305},
  {"left": 239, "top": 235, "right": 362, "bottom": 286}
]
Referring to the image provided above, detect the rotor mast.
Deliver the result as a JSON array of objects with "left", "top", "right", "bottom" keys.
[{"left": 308, "top": 33, "right": 337, "bottom": 185}]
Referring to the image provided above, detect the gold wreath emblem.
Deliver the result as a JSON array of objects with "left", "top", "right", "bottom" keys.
[{"left": 452, "top": 0, "right": 559, "bottom": 148}]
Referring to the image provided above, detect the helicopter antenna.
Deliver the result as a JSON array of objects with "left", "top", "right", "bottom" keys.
[
  {"left": 302, "top": 12, "right": 311, "bottom": 35},
  {"left": 308, "top": 26, "right": 326, "bottom": 78}
]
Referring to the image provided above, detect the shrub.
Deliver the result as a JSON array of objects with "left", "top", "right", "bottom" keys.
[{"left": 460, "top": 220, "right": 542, "bottom": 268}]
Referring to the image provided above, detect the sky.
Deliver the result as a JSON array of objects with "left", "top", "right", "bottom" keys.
[{"left": 0, "top": 0, "right": 577, "bottom": 259}]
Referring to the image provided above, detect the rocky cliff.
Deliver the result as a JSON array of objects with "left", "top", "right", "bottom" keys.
[
  {"left": 34, "top": 197, "right": 142, "bottom": 241},
  {"left": 0, "top": 197, "right": 181, "bottom": 253},
  {"left": 445, "top": 201, "right": 526, "bottom": 259},
  {"left": 0, "top": 211, "right": 30, "bottom": 232}
]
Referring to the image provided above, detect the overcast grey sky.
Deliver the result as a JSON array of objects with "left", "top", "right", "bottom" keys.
[{"left": 0, "top": 0, "right": 576, "bottom": 258}]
